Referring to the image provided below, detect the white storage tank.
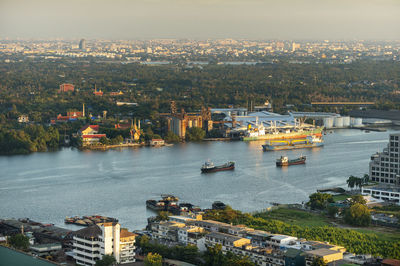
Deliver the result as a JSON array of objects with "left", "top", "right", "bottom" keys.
[
  {"left": 334, "top": 117, "right": 344, "bottom": 128},
  {"left": 342, "top": 116, "right": 351, "bottom": 127},
  {"left": 351, "top": 117, "right": 363, "bottom": 127},
  {"left": 323, "top": 117, "right": 334, "bottom": 129}
]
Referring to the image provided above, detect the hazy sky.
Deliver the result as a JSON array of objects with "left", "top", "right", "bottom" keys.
[{"left": 0, "top": 0, "right": 399, "bottom": 40}]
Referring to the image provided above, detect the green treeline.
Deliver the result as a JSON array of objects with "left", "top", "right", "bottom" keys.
[
  {"left": 203, "top": 207, "right": 400, "bottom": 259},
  {"left": 0, "top": 60, "right": 399, "bottom": 120},
  {"left": 0, "top": 125, "right": 59, "bottom": 155}
]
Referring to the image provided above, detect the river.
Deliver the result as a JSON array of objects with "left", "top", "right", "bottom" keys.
[{"left": 0, "top": 129, "right": 398, "bottom": 230}]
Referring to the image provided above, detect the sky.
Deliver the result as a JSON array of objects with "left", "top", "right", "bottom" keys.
[{"left": 0, "top": 0, "right": 399, "bottom": 40}]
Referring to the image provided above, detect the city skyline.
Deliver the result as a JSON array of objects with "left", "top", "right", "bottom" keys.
[{"left": 0, "top": 0, "right": 399, "bottom": 40}]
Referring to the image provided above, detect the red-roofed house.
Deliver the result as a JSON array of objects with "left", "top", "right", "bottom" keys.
[
  {"left": 79, "top": 125, "right": 105, "bottom": 145},
  {"left": 79, "top": 125, "right": 100, "bottom": 135},
  {"left": 150, "top": 139, "right": 165, "bottom": 146}
]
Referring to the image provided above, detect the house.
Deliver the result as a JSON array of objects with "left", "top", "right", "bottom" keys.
[
  {"left": 150, "top": 139, "right": 165, "bottom": 146},
  {"left": 72, "top": 222, "right": 136, "bottom": 266},
  {"left": 78, "top": 125, "right": 106, "bottom": 145},
  {"left": 80, "top": 125, "right": 100, "bottom": 135},
  {"left": 151, "top": 221, "right": 186, "bottom": 241},
  {"left": 285, "top": 248, "right": 305, "bottom": 266},
  {"left": 205, "top": 232, "right": 251, "bottom": 252},
  {"left": 177, "top": 226, "right": 206, "bottom": 251},
  {"left": 304, "top": 248, "right": 344, "bottom": 265},
  {"left": 267, "top": 235, "right": 298, "bottom": 249}
]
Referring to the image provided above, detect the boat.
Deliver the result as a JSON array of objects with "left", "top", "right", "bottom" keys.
[
  {"left": 64, "top": 215, "right": 118, "bottom": 226},
  {"left": 262, "top": 135, "right": 324, "bottom": 151},
  {"left": 276, "top": 156, "right": 306, "bottom": 166},
  {"left": 241, "top": 126, "right": 324, "bottom": 141},
  {"left": 146, "top": 194, "right": 180, "bottom": 212},
  {"left": 201, "top": 161, "right": 235, "bottom": 173}
]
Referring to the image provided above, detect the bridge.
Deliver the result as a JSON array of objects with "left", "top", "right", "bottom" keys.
[{"left": 311, "top": 102, "right": 375, "bottom": 107}]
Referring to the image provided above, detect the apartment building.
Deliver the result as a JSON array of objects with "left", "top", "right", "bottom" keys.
[
  {"left": 369, "top": 133, "right": 400, "bottom": 185},
  {"left": 72, "top": 222, "right": 136, "bottom": 266}
]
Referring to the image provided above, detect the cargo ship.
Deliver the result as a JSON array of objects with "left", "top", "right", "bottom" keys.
[
  {"left": 276, "top": 156, "right": 306, "bottom": 167},
  {"left": 201, "top": 161, "right": 235, "bottom": 173},
  {"left": 242, "top": 126, "right": 323, "bottom": 141},
  {"left": 262, "top": 135, "right": 324, "bottom": 151}
]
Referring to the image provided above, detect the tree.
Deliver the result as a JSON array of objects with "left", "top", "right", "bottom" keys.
[
  {"left": 99, "top": 136, "right": 109, "bottom": 145},
  {"left": 155, "top": 211, "right": 171, "bottom": 221},
  {"left": 349, "top": 195, "right": 367, "bottom": 205},
  {"left": 165, "top": 131, "right": 180, "bottom": 143},
  {"left": 95, "top": 254, "right": 116, "bottom": 266},
  {"left": 307, "top": 192, "right": 333, "bottom": 210},
  {"left": 185, "top": 127, "right": 205, "bottom": 141},
  {"left": 9, "top": 234, "right": 29, "bottom": 251},
  {"left": 204, "top": 244, "right": 226, "bottom": 266},
  {"left": 144, "top": 252, "right": 162, "bottom": 266},
  {"left": 139, "top": 234, "right": 150, "bottom": 247},
  {"left": 346, "top": 175, "right": 357, "bottom": 190},
  {"left": 344, "top": 203, "right": 371, "bottom": 226},
  {"left": 311, "top": 256, "right": 327, "bottom": 266},
  {"left": 363, "top": 174, "right": 370, "bottom": 184},
  {"left": 327, "top": 206, "right": 339, "bottom": 218}
]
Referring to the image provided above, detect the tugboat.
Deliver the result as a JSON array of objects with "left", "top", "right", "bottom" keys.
[
  {"left": 201, "top": 160, "right": 235, "bottom": 173},
  {"left": 276, "top": 156, "right": 306, "bottom": 167}
]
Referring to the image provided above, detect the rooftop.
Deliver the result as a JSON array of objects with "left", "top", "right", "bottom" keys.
[
  {"left": 305, "top": 248, "right": 341, "bottom": 257},
  {"left": 74, "top": 225, "right": 102, "bottom": 238},
  {"left": 206, "top": 232, "right": 243, "bottom": 242}
]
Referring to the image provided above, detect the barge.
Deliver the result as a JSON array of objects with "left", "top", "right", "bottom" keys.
[
  {"left": 276, "top": 156, "right": 306, "bottom": 167},
  {"left": 201, "top": 161, "right": 235, "bottom": 173},
  {"left": 65, "top": 215, "right": 118, "bottom": 226},
  {"left": 262, "top": 135, "right": 323, "bottom": 151}
]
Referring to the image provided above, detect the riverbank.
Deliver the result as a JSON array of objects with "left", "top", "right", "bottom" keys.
[{"left": 81, "top": 143, "right": 143, "bottom": 150}]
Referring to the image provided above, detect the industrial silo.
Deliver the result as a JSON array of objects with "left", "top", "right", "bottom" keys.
[
  {"left": 351, "top": 117, "right": 363, "bottom": 127},
  {"left": 323, "top": 117, "right": 334, "bottom": 129},
  {"left": 334, "top": 117, "right": 344, "bottom": 128},
  {"left": 342, "top": 116, "right": 351, "bottom": 128}
]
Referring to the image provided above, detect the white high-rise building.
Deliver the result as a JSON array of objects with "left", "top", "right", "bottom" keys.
[
  {"left": 369, "top": 133, "right": 400, "bottom": 185},
  {"left": 73, "top": 222, "right": 136, "bottom": 266}
]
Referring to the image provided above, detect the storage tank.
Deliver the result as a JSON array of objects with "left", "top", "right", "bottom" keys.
[
  {"left": 342, "top": 116, "right": 351, "bottom": 128},
  {"left": 323, "top": 117, "right": 334, "bottom": 129},
  {"left": 334, "top": 117, "right": 344, "bottom": 128},
  {"left": 351, "top": 117, "right": 363, "bottom": 127}
]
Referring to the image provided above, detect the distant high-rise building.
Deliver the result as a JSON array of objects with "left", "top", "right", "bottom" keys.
[
  {"left": 79, "top": 39, "right": 86, "bottom": 50},
  {"left": 292, "top": 42, "right": 300, "bottom": 52}
]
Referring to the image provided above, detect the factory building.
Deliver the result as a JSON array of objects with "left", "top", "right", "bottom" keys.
[{"left": 166, "top": 102, "right": 212, "bottom": 138}]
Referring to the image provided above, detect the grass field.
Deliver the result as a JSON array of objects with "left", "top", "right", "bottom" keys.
[
  {"left": 254, "top": 207, "right": 332, "bottom": 227},
  {"left": 254, "top": 207, "right": 400, "bottom": 243},
  {"left": 332, "top": 194, "right": 351, "bottom": 202},
  {"left": 353, "top": 228, "right": 400, "bottom": 242}
]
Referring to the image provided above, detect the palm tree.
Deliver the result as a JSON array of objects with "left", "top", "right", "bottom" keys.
[
  {"left": 363, "top": 174, "right": 369, "bottom": 184},
  {"left": 347, "top": 176, "right": 356, "bottom": 190}
]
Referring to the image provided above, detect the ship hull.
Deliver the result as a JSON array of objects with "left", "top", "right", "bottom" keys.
[
  {"left": 201, "top": 163, "right": 235, "bottom": 173},
  {"left": 242, "top": 127, "right": 323, "bottom": 141},
  {"left": 276, "top": 157, "right": 306, "bottom": 167},
  {"left": 263, "top": 142, "right": 324, "bottom": 151}
]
